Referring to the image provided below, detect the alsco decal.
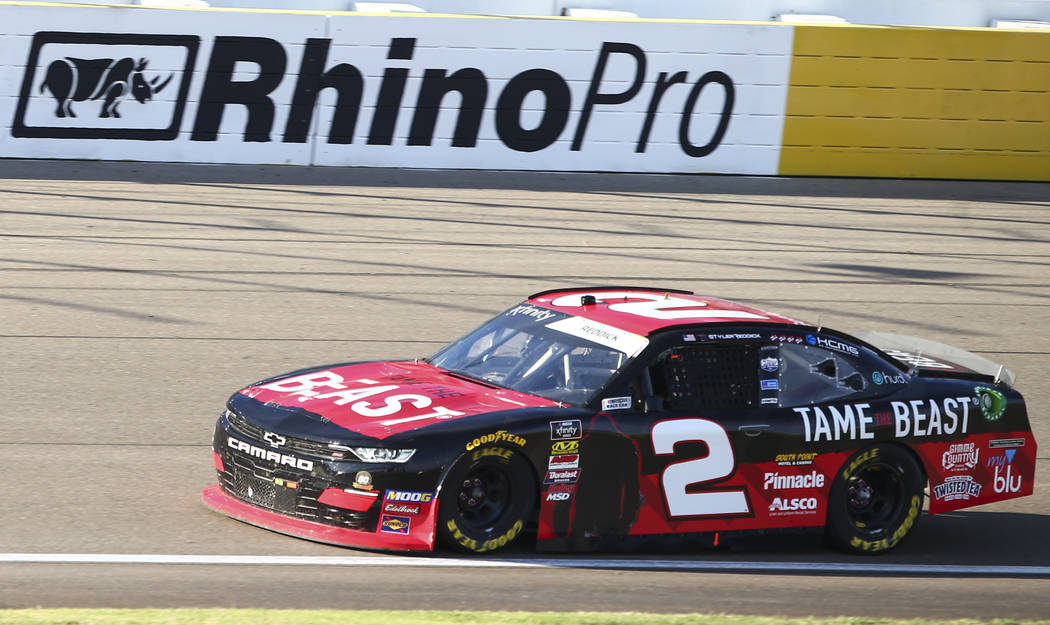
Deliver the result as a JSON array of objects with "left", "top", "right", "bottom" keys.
[
  {"left": 227, "top": 436, "right": 313, "bottom": 471},
  {"left": 251, "top": 370, "right": 464, "bottom": 426}
]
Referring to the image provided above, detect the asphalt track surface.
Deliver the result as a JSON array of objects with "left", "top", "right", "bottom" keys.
[{"left": 2, "top": 161, "right": 1049, "bottom": 618}]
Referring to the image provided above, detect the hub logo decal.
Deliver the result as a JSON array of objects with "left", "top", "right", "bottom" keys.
[
  {"left": 14, "top": 32, "right": 198, "bottom": 139},
  {"left": 872, "top": 370, "right": 907, "bottom": 385}
]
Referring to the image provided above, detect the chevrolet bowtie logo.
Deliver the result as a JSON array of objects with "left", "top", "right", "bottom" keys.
[{"left": 263, "top": 431, "right": 286, "bottom": 447}]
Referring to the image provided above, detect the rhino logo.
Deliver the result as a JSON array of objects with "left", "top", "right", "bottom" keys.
[
  {"left": 13, "top": 32, "right": 198, "bottom": 140},
  {"left": 41, "top": 57, "right": 173, "bottom": 118}
]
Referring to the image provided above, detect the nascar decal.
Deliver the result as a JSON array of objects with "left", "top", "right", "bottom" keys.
[{"left": 550, "top": 419, "right": 582, "bottom": 440}]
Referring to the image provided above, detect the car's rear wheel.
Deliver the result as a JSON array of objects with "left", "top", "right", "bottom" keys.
[
  {"left": 825, "top": 444, "right": 924, "bottom": 554},
  {"left": 437, "top": 448, "right": 535, "bottom": 554}
]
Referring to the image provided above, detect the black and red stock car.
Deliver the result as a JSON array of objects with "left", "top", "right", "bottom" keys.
[{"left": 202, "top": 287, "right": 1036, "bottom": 554}]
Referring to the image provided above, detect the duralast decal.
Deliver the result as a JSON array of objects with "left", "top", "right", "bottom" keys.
[
  {"left": 14, "top": 34, "right": 737, "bottom": 158},
  {"left": 797, "top": 397, "right": 970, "bottom": 442}
]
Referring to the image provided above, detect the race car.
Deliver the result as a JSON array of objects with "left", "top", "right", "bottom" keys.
[{"left": 201, "top": 287, "right": 1036, "bottom": 554}]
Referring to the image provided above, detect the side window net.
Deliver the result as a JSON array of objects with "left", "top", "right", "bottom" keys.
[{"left": 652, "top": 344, "right": 760, "bottom": 411}]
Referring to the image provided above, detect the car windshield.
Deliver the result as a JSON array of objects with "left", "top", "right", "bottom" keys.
[{"left": 428, "top": 305, "right": 646, "bottom": 405}]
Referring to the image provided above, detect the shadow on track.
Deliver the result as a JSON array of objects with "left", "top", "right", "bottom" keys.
[{"left": 5, "top": 159, "right": 1050, "bottom": 202}]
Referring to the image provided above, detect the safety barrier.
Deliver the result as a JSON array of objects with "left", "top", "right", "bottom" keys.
[{"left": 2, "top": 2, "right": 1047, "bottom": 180}]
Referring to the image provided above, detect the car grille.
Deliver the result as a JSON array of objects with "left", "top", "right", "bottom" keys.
[
  {"left": 225, "top": 409, "right": 354, "bottom": 461},
  {"left": 219, "top": 442, "right": 376, "bottom": 532}
]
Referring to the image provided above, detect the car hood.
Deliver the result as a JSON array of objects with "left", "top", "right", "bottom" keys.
[{"left": 236, "top": 360, "right": 562, "bottom": 440}]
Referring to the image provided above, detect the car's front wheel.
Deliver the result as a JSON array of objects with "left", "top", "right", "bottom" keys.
[
  {"left": 437, "top": 448, "right": 535, "bottom": 554},
  {"left": 825, "top": 444, "right": 925, "bottom": 554}
]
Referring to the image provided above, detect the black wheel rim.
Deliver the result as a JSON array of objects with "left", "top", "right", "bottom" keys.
[
  {"left": 456, "top": 463, "right": 511, "bottom": 530},
  {"left": 845, "top": 462, "right": 905, "bottom": 534}
]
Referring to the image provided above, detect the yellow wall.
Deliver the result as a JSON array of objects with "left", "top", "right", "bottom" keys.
[{"left": 779, "top": 26, "right": 1050, "bottom": 181}]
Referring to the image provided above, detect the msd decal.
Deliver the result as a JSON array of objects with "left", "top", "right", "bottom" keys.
[{"left": 13, "top": 32, "right": 198, "bottom": 139}]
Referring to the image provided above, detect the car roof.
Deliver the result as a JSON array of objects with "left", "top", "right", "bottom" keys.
[{"left": 527, "top": 287, "right": 807, "bottom": 337}]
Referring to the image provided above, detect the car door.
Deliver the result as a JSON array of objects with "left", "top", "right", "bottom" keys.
[{"left": 622, "top": 333, "right": 766, "bottom": 538}]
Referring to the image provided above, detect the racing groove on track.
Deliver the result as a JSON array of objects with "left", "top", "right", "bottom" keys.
[{"left": 2, "top": 161, "right": 1049, "bottom": 617}]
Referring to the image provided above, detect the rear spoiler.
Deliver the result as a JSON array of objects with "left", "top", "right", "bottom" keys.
[{"left": 852, "top": 331, "right": 1016, "bottom": 387}]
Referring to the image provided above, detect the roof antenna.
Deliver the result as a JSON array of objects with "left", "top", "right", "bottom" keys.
[
  {"left": 994, "top": 364, "right": 1004, "bottom": 385},
  {"left": 816, "top": 314, "right": 822, "bottom": 332}
]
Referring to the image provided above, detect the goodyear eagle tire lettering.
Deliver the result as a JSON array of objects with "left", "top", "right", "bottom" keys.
[
  {"left": 826, "top": 444, "right": 925, "bottom": 554},
  {"left": 437, "top": 448, "right": 535, "bottom": 554}
]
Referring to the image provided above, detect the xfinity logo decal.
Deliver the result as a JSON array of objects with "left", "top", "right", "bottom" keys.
[
  {"left": 14, "top": 34, "right": 735, "bottom": 157},
  {"left": 13, "top": 32, "right": 198, "bottom": 140}
]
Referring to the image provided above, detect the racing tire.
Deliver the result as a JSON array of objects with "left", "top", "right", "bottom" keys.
[
  {"left": 437, "top": 448, "right": 535, "bottom": 554},
  {"left": 825, "top": 444, "right": 925, "bottom": 554}
]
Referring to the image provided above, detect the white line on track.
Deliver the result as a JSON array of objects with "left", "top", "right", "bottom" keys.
[{"left": 3, "top": 553, "right": 1049, "bottom": 577}]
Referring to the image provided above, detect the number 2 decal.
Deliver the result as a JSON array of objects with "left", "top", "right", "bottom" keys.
[{"left": 651, "top": 418, "right": 751, "bottom": 518}]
